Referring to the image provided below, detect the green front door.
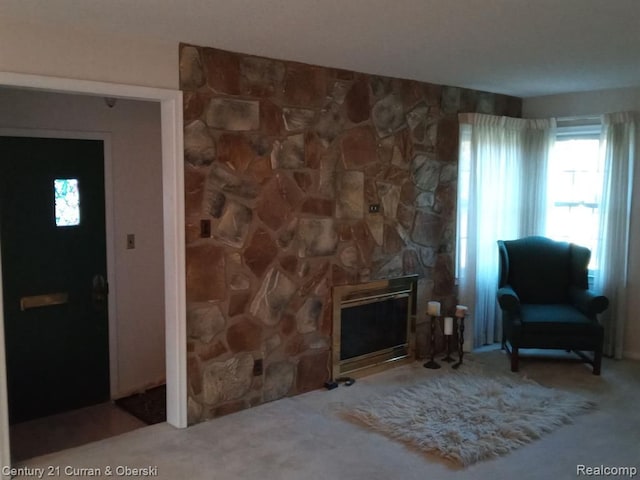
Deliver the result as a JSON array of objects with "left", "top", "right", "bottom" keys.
[{"left": 0, "top": 136, "right": 110, "bottom": 424}]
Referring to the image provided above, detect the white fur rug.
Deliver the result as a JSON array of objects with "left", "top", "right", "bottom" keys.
[{"left": 344, "top": 373, "right": 595, "bottom": 466}]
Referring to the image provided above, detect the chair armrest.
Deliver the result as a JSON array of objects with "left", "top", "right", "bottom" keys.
[
  {"left": 569, "top": 286, "right": 609, "bottom": 316},
  {"left": 497, "top": 286, "right": 520, "bottom": 313}
]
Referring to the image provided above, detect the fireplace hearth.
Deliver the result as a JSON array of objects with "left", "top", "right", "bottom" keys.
[{"left": 332, "top": 275, "right": 417, "bottom": 379}]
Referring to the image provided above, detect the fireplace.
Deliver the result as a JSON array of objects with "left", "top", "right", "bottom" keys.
[{"left": 332, "top": 275, "right": 417, "bottom": 379}]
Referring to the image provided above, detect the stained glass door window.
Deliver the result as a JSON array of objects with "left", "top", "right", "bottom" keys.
[{"left": 54, "top": 178, "right": 80, "bottom": 226}]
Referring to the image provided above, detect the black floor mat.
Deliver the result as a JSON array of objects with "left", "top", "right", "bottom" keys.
[{"left": 115, "top": 385, "right": 166, "bottom": 425}]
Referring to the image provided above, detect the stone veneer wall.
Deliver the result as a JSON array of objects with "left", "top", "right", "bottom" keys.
[{"left": 179, "top": 44, "right": 521, "bottom": 424}]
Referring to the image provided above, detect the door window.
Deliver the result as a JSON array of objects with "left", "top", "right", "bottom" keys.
[{"left": 54, "top": 178, "right": 80, "bottom": 227}]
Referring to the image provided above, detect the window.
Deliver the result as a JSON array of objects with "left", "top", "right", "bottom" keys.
[
  {"left": 54, "top": 178, "right": 80, "bottom": 227},
  {"left": 456, "top": 112, "right": 635, "bottom": 352},
  {"left": 456, "top": 127, "right": 471, "bottom": 279},
  {"left": 546, "top": 124, "right": 603, "bottom": 269}
]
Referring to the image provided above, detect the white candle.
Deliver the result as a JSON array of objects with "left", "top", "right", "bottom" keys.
[
  {"left": 455, "top": 305, "right": 468, "bottom": 318},
  {"left": 427, "top": 301, "right": 441, "bottom": 316},
  {"left": 444, "top": 316, "right": 453, "bottom": 335}
]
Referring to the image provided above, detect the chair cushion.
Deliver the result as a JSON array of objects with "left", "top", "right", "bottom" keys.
[{"left": 519, "top": 304, "right": 602, "bottom": 336}]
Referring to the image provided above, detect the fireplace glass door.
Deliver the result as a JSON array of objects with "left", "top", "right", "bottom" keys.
[{"left": 340, "top": 295, "right": 409, "bottom": 362}]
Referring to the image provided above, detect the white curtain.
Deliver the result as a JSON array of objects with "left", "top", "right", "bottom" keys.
[
  {"left": 594, "top": 112, "right": 636, "bottom": 359},
  {"left": 457, "top": 114, "right": 556, "bottom": 348}
]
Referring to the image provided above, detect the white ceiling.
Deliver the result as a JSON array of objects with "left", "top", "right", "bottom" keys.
[{"left": 3, "top": 0, "right": 640, "bottom": 98}]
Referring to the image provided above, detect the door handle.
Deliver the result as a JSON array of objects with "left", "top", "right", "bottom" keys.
[{"left": 92, "top": 274, "right": 109, "bottom": 309}]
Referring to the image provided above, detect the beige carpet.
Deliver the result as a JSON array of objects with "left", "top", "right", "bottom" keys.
[
  {"left": 12, "top": 349, "right": 640, "bottom": 480},
  {"left": 344, "top": 372, "right": 595, "bottom": 466}
]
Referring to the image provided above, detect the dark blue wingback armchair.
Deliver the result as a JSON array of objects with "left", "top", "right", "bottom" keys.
[{"left": 497, "top": 236, "right": 608, "bottom": 375}]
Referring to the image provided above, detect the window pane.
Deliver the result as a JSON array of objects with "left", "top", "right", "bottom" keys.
[
  {"left": 547, "top": 137, "right": 601, "bottom": 268},
  {"left": 54, "top": 178, "right": 80, "bottom": 227},
  {"left": 456, "top": 127, "right": 472, "bottom": 278}
]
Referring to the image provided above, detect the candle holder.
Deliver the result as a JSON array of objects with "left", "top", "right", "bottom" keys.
[
  {"left": 441, "top": 336, "right": 455, "bottom": 363},
  {"left": 452, "top": 306, "right": 467, "bottom": 370},
  {"left": 423, "top": 314, "right": 441, "bottom": 369},
  {"left": 442, "top": 343, "right": 454, "bottom": 364},
  {"left": 441, "top": 316, "right": 454, "bottom": 362}
]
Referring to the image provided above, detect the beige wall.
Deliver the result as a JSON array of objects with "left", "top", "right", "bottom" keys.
[
  {"left": 524, "top": 87, "right": 640, "bottom": 359},
  {"left": 0, "top": 88, "right": 166, "bottom": 396},
  {"left": 0, "top": 18, "right": 178, "bottom": 89}
]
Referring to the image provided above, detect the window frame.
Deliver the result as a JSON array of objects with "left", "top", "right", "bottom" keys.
[{"left": 547, "top": 121, "right": 603, "bottom": 277}]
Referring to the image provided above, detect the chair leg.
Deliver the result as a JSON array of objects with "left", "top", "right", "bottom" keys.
[
  {"left": 511, "top": 346, "right": 519, "bottom": 372},
  {"left": 593, "top": 349, "right": 602, "bottom": 376}
]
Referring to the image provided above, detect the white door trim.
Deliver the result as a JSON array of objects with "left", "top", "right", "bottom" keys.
[{"left": 0, "top": 72, "right": 187, "bottom": 474}]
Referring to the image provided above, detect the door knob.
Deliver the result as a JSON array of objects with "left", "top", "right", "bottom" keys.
[{"left": 92, "top": 274, "right": 108, "bottom": 309}]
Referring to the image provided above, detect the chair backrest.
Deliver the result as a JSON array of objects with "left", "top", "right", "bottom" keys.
[{"left": 498, "top": 236, "right": 590, "bottom": 304}]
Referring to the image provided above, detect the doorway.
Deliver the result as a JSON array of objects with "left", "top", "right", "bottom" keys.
[
  {"left": 0, "top": 72, "right": 187, "bottom": 472},
  {"left": 0, "top": 97, "right": 166, "bottom": 460}
]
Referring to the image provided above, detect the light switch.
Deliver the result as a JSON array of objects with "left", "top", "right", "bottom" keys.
[{"left": 127, "top": 234, "right": 135, "bottom": 249}]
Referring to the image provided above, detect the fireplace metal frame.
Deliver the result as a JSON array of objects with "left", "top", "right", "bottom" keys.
[{"left": 332, "top": 275, "right": 418, "bottom": 379}]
